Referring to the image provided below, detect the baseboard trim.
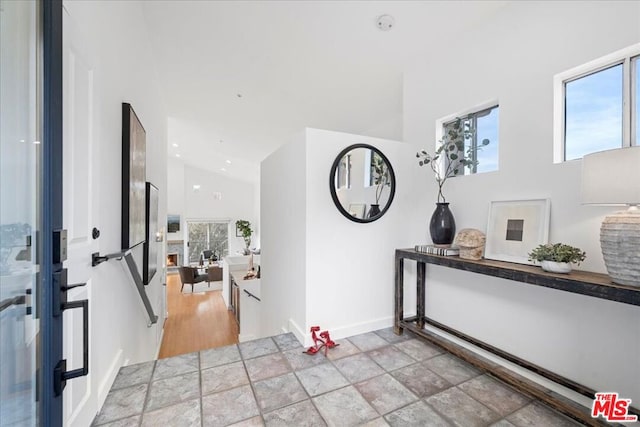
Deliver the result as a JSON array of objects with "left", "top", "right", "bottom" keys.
[
  {"left": 98, "top": 349, "right": 124, "bottom": 407},
  {"left": 321, "top": 316, "right": 394, "bottom": 345},
  {"left": 290, "top": 315, "right": 413, "bottom": 347},
  {"left": 239, "top": 333, "right": 257, "bottom": 342},
  {"left": 287, "top": 318, "right": 306, "bottom": 346},
  {"left": 155, "top": 328, "right": 165, "bottom": 360}
]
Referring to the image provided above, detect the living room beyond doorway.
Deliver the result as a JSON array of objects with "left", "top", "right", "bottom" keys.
[{"left": 158, "top": 273, "right": 238, "bottom": 359}]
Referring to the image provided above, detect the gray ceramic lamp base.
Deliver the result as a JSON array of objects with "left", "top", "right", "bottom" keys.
[{"left": 600, "top": 208, "right": 640, "bottom": 287}]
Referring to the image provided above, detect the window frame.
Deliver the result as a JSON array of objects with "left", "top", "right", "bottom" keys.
[
  {"left": 436, "top": 100, "right": 499, "bottom": 176},
  {"left": 186, "top": 219, "right": 230, "bottom": 263},
  {"left": 553, "top": 43, "right": 640, "bottom": 163}
]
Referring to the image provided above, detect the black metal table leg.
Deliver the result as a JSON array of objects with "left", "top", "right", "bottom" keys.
[
  {"left": 416, "top": 261, "right": 426, "bottom": 330},
  {"left": 394, "top": 253, "right": 404, "bottom": 335}
]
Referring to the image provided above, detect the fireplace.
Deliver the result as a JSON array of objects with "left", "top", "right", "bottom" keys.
[
  {"left": 167, "top": 240, "right": 184, "bottom": 271},
  {"left": 167, "top": 253, "right": 178, "bottom": 267}
]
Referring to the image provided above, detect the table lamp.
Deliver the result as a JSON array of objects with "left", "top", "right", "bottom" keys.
[{"left": 582, "top": 146, "right": 640, "bottom": 287}]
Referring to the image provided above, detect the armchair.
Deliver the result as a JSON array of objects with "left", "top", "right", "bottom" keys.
[
  {"left": 178, "top": 266, "right": 208, "bottom": 292},
  {"left": 207, "top": 266, "right": 223, "bottom": 285}
]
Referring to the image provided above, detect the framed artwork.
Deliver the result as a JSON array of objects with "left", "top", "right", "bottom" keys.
[
  {"left": 348, "top": 203, "right": 366, "bottom": 219},
  {"left": 121, "top": 103, "right": 146, "bottom": 249},
  {"left": 143, "top": 182, "right": 159, "bottom": 285},
  {"left": 484, "top": 199, "right": 551, "bottom": 265},
  {"left": 167, "top": 214, "right": 180, "bottom": 233}
]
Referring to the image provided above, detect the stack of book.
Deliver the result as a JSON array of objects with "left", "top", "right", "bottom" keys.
[{"left": 414, "top": 245, "right": 460, "bottom": 256}]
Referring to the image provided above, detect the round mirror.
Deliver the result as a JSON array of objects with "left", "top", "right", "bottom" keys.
[{"left": 329, "top": 144, "right": 396, "bottom": 223}]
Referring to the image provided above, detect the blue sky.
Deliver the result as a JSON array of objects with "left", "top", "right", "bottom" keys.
[
  {"left": 475, "top": 108, "right": 499, "bottom": 173},
  {"left": 565, "top": 64, "right": 623, "bottom": 160}
]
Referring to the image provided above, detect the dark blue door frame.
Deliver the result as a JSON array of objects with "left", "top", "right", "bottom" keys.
[{"left": 42, "top": 0, "right": 64, "bottom": 425}]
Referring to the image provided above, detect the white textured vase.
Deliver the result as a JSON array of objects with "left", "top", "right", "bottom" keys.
[
  {"left": 540, "top": 261, "right": 572, "bottom": 274},
  {"left": 600, "top": 209, "right": 640, "bottom": 287}
]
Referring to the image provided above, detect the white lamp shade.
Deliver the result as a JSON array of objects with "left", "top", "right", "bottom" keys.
[{"left": 581, "top": 146, "right": 640, "bottom": 205}]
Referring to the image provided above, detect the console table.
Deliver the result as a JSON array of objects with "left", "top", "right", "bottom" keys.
[{"left": 394, "top": 248, "right": 640, "bottom": 425}]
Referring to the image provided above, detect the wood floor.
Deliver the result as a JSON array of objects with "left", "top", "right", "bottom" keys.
[{"left": 158, "top": 273, "right": 238, "bottom": 359}]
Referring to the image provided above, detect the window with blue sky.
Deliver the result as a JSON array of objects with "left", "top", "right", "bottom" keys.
[
  {"left": 474, "top": 107, "right": 499, "bottom": 173},
  {"left": 556, "top": 44, "right": 640, "bottom": 162},
  {"left": 565, "top": 64, "right": 623, "bottom": 161},
  {"left": 443, "top": 105, "right": 499, "bottom": 176}
]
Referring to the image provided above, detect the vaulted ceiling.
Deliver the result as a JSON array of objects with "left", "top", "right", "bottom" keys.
[{"left": 142, "top": 1, "right": 508, "bottom": 181}]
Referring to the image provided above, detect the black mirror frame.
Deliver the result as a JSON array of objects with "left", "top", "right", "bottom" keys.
[{"left": 329, "top": 143, "right": 396, "bottom": 223}]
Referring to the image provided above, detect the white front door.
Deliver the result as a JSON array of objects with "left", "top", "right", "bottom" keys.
[{"left": 61, "top": 8, "right": 99, "bottom": 426}]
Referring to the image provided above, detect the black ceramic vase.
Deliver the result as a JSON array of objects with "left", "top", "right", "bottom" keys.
[
  {"left": 429, "top": 203, "right": 456, "bottom": 245},
  {"left": 368, "top": 204, "right": 381, "bottom": 218}
]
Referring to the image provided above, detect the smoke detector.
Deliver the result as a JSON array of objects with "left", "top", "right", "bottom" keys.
[{"left": 375, "top": 14, "right": 395, "bottom": 31}]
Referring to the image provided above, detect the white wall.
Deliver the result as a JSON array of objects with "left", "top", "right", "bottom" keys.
[
  {"left": 62, "top": 1, "right": 168, "bottom": 425},
  {"left": 404, "top": 1, "right": 640, "bottom": 404},
  {"left": 305, "top": 129, "right": 414, "bottom": 340},
  {"left": 167, "top": 159, "right": 258, "bottom": 258},
  {"left": 261, "top": 132, "right": 307, "bottom": 340},
  {"left": 261, "top": 128, "right": 416, "bottom": 344}
]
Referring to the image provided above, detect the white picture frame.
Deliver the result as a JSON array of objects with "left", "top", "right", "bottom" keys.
[{"left": 484, "top": 199, "right": 551, "bottom": 265}]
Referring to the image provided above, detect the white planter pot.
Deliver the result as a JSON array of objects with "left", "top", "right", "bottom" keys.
[{"left": 540, "top": 261, "right": 572, "bottom": 274}]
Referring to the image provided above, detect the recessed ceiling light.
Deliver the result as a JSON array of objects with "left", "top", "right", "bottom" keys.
[
  {"left": 33, "top": 140, "right": 41, "bottom": 145},
  {"left": 172, "top": 143, "right": 179, "bottom": 147},
  {"left": 221, "top": 168, "right": 227, "bottom": 172},
  {"left": 193, "top": 184, "right": 201, "bottom": 190},
  {"left": 225, "top": 160, "right": 232, "bottom": 164},
  {"left": 175, "top": 154, "right": 181, "bottom": 158}
]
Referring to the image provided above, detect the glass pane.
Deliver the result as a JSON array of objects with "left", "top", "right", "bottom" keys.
[
  {"left": 475, "top": 107, "right": 499, "bottom": 173},
  {"left": 565, "top": 64, "right": 623, "bottom": 160},
  {"left": 187, "top": 223, "right": 208, "bottom": 263},
  {"left": 634, "top": 56, "right": 639, "bottom": 146},
  {"left": 208, "top": 223, "right": 228, "bottom": 259},
  {"left": 0, "top": 0, "right": 40, "bottom": 425}
]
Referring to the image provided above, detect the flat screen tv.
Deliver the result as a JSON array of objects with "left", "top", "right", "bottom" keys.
[{"left": 144, "top": 182, "right": 159, "bottom": 285}]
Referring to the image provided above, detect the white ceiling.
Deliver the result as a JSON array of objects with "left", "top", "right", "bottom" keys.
[{"left": 142, "top": 1, "right": 508, "bottom": 182}]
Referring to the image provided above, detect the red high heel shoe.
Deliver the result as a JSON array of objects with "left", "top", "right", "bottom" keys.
[
  {"left": 304, "top": 326, "right": 325, "bottom": 355},
  {"left": 320, "top": 331, "right": 339, "bottom": 351},
  {"left": 304, "top": 327, "right": 340, "bottom": 355}
]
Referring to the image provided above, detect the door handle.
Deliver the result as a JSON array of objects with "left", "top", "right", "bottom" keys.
[
  {"left": 54, "top": 298, "right": 88, "bottom": 396},
  {"left": 52, "top": 268, "right": 90, "bottom": 396},
  {"left": 0, "top": 295, "right": 26, "bottom": 313}
]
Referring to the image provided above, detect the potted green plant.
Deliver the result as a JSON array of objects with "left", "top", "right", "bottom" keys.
[
  {"left": 528, "top": 243, "right": 586, "bottom": 274},
  {"left": 235, "top": 220, "right": 252, "bottom": 254},
  {"left": 416, "top": 118, "right": 489, "bottom": 245},
  {"left": 369, "top": 153, "right": 390, "bottom": 218}
]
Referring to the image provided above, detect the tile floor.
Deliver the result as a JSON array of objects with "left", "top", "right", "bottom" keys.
[{"left": 93, "top": 329, "right": 582, "bottom": 427}]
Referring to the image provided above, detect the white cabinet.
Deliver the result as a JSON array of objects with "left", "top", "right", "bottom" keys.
[
  {"left": 239, "top": 280, "right": 261, "bottom": 342},
  {"left": 230, "top": 270, "right": 261, "bottom": 342},
  {"left": 222, "top": 255, "right": 260, "bottom": 308}
]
